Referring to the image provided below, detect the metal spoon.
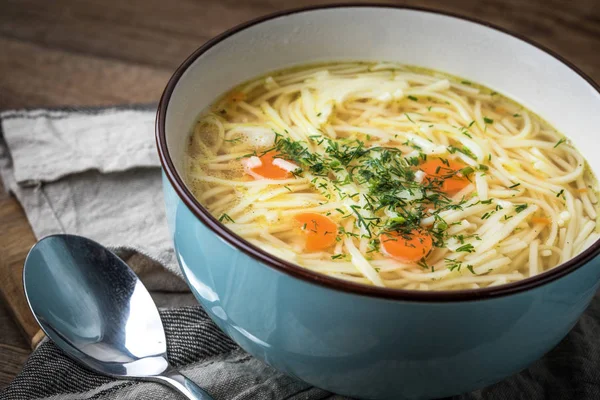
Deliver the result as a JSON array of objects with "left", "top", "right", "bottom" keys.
[{"left": 23, "top": 234, "right": 213, "bottom": 400}]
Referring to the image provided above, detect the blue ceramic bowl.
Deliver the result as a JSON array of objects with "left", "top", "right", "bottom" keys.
[{"left": 156, "top": 5, "right": 600, "bottom": 399}]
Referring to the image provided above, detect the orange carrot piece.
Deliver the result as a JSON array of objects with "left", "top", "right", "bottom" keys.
[
  {"left": 419, "top": 159, "right": 471, "bottom": 194},
  {"left": 294, "top": 213, "right": 338, "bottom": 251},
  {"left": 229, "top": 91, "right": 246, "bottom": 101},
  {"left": 379, "top": 229, "right": 433, "bottom": 263},
  {"left": 243, "top": 151, "right": 292, "bottom": 180},
  {"left": 531, "top": 217, "right": 551, "bottom": 225}
]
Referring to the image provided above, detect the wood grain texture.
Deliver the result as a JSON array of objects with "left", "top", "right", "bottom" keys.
[
  {"left": 0, "top": 0, "right": 599, "bottom": 80},
  {"left": 0, "top": 194, "right": 40, "bottom": 348},
  {"left": 0, "top": 343, "right": 29, "bottom": 389},
  {"left": 0, "top": 0, "right": 598, "bottom": 389},
  {"left": 0, "top": 37, "right": 171, "bottom": 109}
]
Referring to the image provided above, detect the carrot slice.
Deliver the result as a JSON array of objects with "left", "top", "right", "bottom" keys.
[
  {"left": 294, "top": 213, "right": 338, "bottom": 251},
  {"left": 420, "top": 159, "right": 470, "bottom": 194},
  {"left": 379, "top": 229, "right": 433, "bottom": 263},
  {"left": 531, "top": 217, "right": 551, "bottom": 225},
  {"left": 229, "top": 91, "right": 246, "bottom": 101},
  {"left": 244, "top": 151, "right": 292, "bottom": 180}
]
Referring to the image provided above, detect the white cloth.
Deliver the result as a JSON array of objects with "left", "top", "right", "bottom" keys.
[{"left": 0, "top": 106, "right": 187, "bottom": 292}]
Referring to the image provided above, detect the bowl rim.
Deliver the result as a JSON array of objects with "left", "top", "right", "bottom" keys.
[{"left": 156, "top": 3, "right": 600, "bottom": 302}]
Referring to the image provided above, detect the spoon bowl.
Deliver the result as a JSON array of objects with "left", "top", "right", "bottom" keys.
[{"left": 23, "top": 234, "right": 212, "bottom": 399}]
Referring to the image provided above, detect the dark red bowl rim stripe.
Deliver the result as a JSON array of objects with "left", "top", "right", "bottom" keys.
[{"left": 156, "top": 3, "right": 600, "bottom": 302}]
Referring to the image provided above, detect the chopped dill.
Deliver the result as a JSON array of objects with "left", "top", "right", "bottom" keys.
[
  {"left": 448, "top": 145, "right": 477, "bottom": 160},
  {"left": 515, "top": 204, "right": 529, "bottom": 213},
  {"left": 267, "top": 133, "right": 485, "bottom": 251},
  {"left": 219, "top": 213, "right": 235, "bottom": 223},
  {"left": 445, "top": 258, "right": 475, "bottom": 273},
  {"left": 456, "top": 243, "right": 475, "bottom": 253}
]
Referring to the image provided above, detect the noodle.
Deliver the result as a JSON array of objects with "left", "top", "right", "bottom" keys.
[{"left": 185, "top": 62, "right": 599, "bottom": 291}]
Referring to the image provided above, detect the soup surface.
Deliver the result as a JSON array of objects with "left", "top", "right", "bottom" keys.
[{"left": 185, "top": 62, "right": 599, "bottom": 291}]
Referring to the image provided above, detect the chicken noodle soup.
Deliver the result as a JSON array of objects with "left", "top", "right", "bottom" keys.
[{"left": 184, "top": 62, "right": 599, "bottom": 291}]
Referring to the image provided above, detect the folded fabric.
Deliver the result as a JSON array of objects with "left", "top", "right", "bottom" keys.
[
  {"left": 1, "top": 107, "right": 158, "bottom": 184},
  {"left": 0, "top": 306, "right": 343, "bottom": 400},
  {"left": 2, "top": 107, "right": 600, "bottom": 400},
  {"left": 0, "top": 106, "right": 186, "bottom": 293}
]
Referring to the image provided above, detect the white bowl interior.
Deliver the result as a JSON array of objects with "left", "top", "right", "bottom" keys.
[{"left": 165, "top": 6, "right": 600, "bottom": 180}]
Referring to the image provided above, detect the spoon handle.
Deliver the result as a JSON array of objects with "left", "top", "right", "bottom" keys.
[{"left": 154, "top": 369, "right": 214, "bottom": 400}]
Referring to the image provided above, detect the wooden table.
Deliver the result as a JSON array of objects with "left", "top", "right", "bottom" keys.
[{"left": 1, "top": 0, "right": 599, "bottom": 389}]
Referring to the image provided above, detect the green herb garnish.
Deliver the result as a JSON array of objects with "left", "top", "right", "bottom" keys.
[
  {"left": 456, "top": 243, "right": 475, "bottom": 253},
  {"left": 219, "top": 213, "right": 235, "bottom": 223},
  {"left": 515, "top": 204, "right": 529, "bottom": 213}
]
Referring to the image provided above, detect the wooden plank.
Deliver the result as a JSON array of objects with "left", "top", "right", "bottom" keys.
[
  {"left": 0, "top": 194, "right": 41, "bottom": 349},
  {"left": 0, "top": 287, "right": 29, "bottom": 350},
  {"left": 0, "top": 36, "right": 170, "bottom": 109},
  {"left": 0, "top": 343, "right": 29, "bottom": 388},
  {"left": 0, "top": 0, "right": 598, "bottom": 78},
  {"left": 0, "top": 0, "right": 263, "bottom": 69},
  {"left": 0, "top": 238, "right": 31, "bottom": 387}
]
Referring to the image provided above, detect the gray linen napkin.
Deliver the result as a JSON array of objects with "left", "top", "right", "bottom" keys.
[
  {"left": 0, "top": 106, "right": 186, "bottom": 293},
  {"left": 2, "top": 106, "right": 600, "bottom": 400}
]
